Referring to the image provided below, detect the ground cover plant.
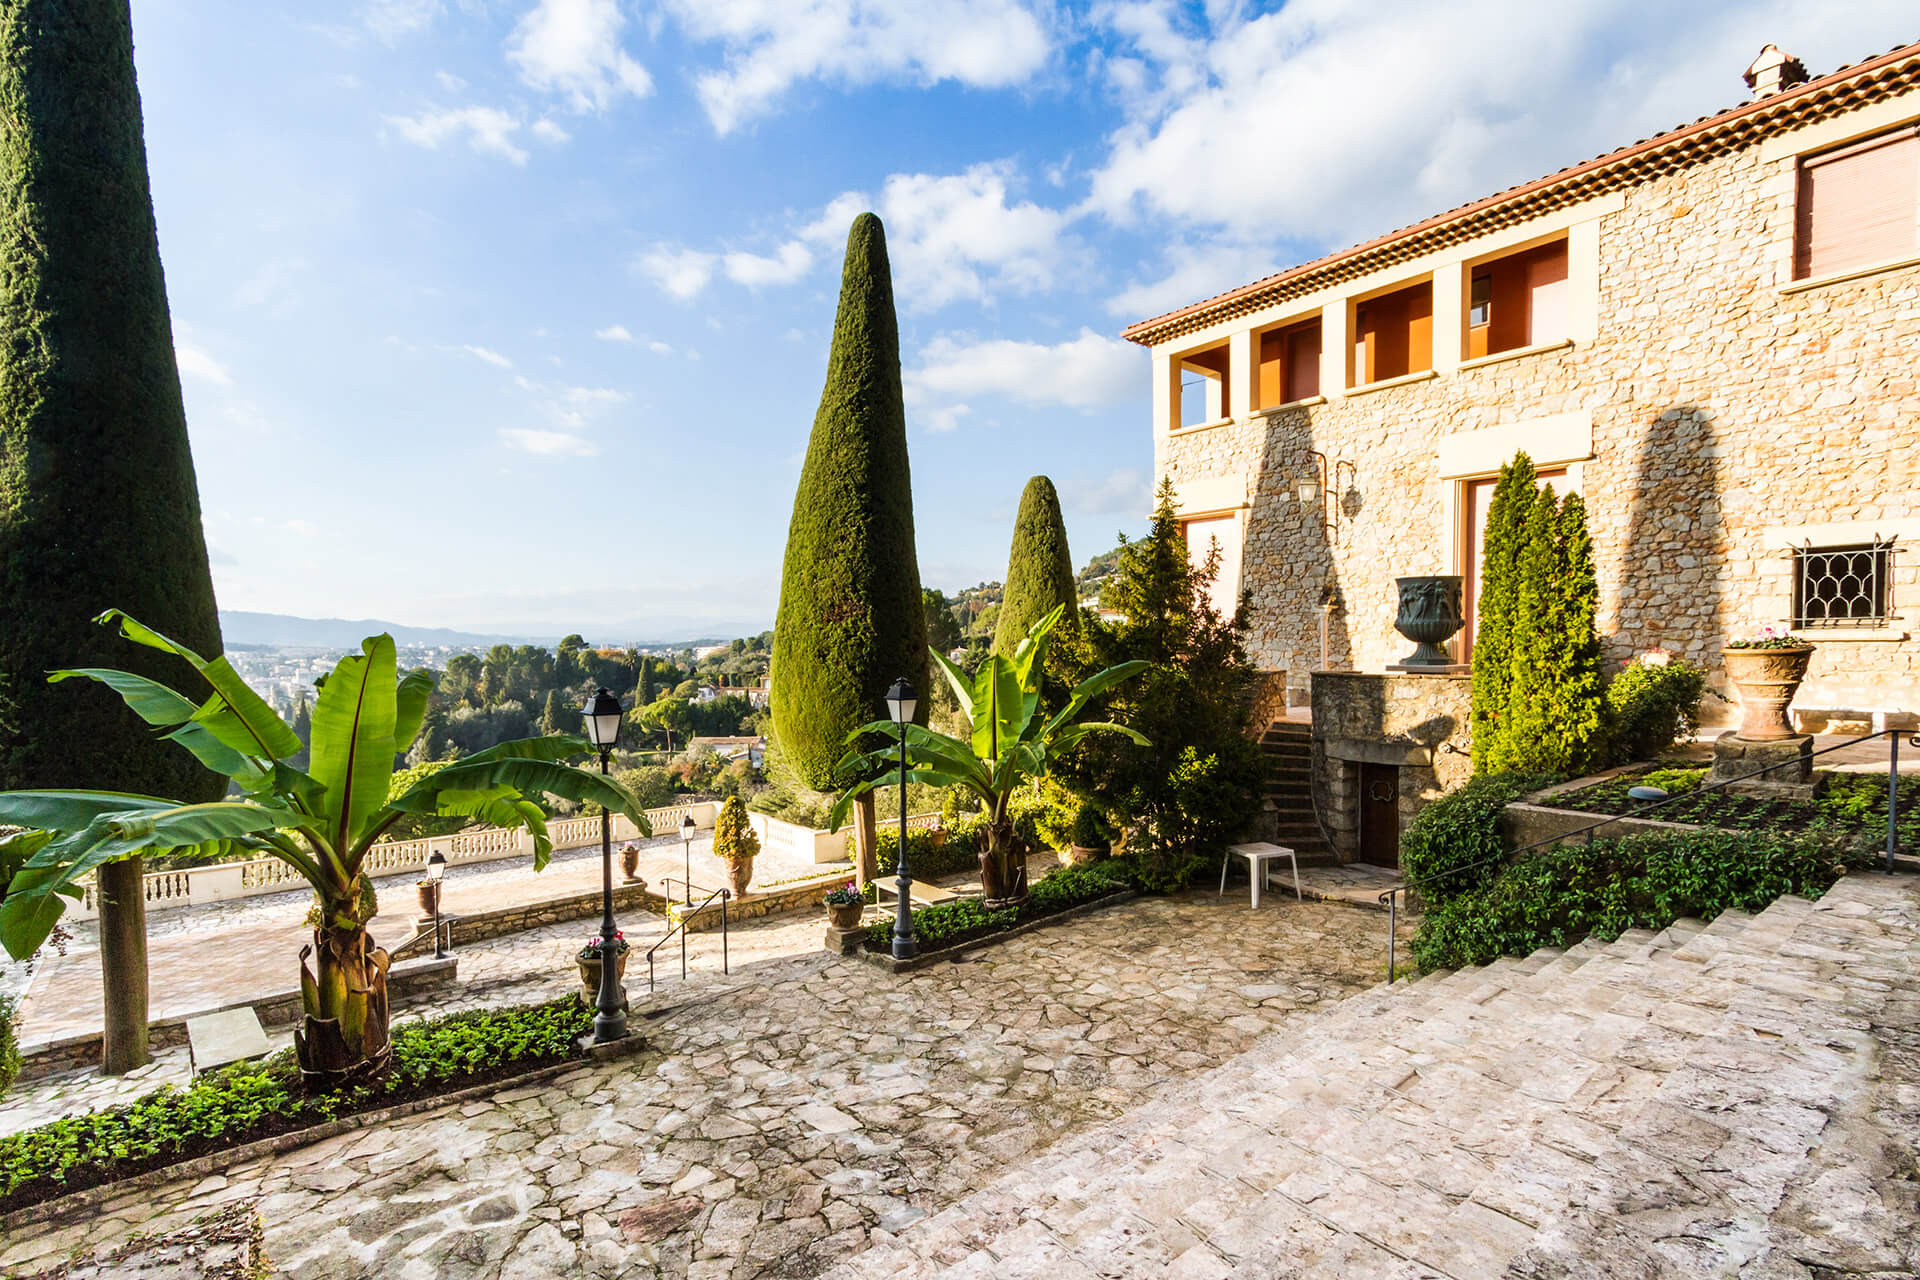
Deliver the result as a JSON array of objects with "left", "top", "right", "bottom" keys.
[
  {"left": 1540, "top": 766, "right": 1920, "bottom": 854},
  {"left": 1411, "top": 829, "right": 1848, "bottom": 972},
  {"left": 1398, "top": 772, "right": 1560, "bottom": 907},
  {"left": 861, "top": 861, "right": 1134, "bottom": 954},
  {"left": 0, "top": 998, "right": 594, "bottom": 1214}
]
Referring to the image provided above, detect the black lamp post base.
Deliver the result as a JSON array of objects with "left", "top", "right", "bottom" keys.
[
  {"left": 575, "top": 1029, "right": 646, "bottom": 1060},
  {"left": 592, "top": 1011, "right": 629, "bottom": 1044}
]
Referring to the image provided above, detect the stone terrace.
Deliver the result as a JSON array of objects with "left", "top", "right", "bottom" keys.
[
  {"left": 831, "top": 873, "right": 1920, "bottom": 1279},
  {"left": 0, "top": 890, "right": 1405, "bottom": 1279}
]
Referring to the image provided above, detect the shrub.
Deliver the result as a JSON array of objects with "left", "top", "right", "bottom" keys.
[
  {"left": 864, "top": 823, "right": 981, "bottom": 881},
  {"left": 0, "top": 994, "right": 18, "bottom": 1100},
  {"left": 1069, "top": 802, "right": 1112, "bottom": 851},
  {"left": 712, "top": 796, "right": 760, "bottom": 860},
  {"left": 616, "top": 766, "right": 677, "bottom": 810},
  {"left": 862, "top": 860, "right": 1133, "bottom": 951},
  {"left": 1470, "top": 453, "right": 1539, "bottom": 773},
  {"left": 1411, "top": 829, "right": 1845, "bottom": 972},
  {"left": 0, "top": 998, "right": 591, "bottom": 1210},
  {"left": 1398, "top": 772, "right": 1558, "bottom": 907},
  {"left": 382, "top": 761, "right": 470, "bottom": 840},
  {"left": 1605, "top": 658, "right": 1721, "bottom": 763},
  {"left": 1502, "top": 492, "right": 1605, "bottom": 775}
]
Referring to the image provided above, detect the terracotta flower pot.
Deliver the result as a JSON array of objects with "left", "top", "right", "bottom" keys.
[
  {"left": 827, "top": 901, "right": 865, "bottom": 930},
  {"left": 576, "top": 950, "right": 629, "bottom": 1009},
  {"left": 724, "top": 857, "right": 754, "bottom": 898},
  {"left": 1722, "top": 646, "right": 1814, "bottom": 741},
  {"left": 1065, "top": 845, "right": 1107, "bottom": 867},
  {"left": 619, "top": 845, "right": 641, "bottom": 882},
  {"left": 415, "top": 880, "right": 440, "bottom": 917}
]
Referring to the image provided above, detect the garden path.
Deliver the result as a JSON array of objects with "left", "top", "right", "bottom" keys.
[{"left": 0, "top": 891, "right": 1408, "bottom": 1279}]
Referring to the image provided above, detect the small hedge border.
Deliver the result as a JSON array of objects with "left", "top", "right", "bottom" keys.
[
  {"left": 1410, "top": 828, "right": 1849, "bottom": 972},
  {"left": 862, "top": 860, "right": 1136, "bottom": 954},
  {"left": 0, "top": 998, "right": 595, "bottom": 1216}
]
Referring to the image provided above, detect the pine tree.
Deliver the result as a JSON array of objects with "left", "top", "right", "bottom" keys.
[
  {"left": 0, "top": 0, "right": 225, "bottom": 1073},
  {"left": 638, "top": 658, "right": 656, "bottom": 706},
  {"left": 1503, "top": 492, "right": 1604, "bottom": 775},
  {"left": 1468, "top": 452, "right": 1538, "bottom": 773},
  {"left": 538, "top": 689, "right": 560, "bottom": 737},
  {"left": 992, "top": 475, "right": 1077, "bottom": 658}
]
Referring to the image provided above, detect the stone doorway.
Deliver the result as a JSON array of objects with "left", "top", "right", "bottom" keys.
[{"left": 1358, "top": 762, "right": 1400, "bottom": 867}]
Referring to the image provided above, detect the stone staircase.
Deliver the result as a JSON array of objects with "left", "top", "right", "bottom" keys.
[
  {"left": 825, "top": 874, "right": 1920, "bottom": 1279},
  {"left": 1258, "top": 721, "right": 1335, "bottom": 863}
]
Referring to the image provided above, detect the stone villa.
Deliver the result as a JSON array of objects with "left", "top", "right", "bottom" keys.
[{"left": 1128, "top": 41, "right": 1920, "bottom": 863}]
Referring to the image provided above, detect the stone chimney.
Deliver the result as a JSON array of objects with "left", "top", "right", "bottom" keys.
[{"left": 1743, "top": 44, "right": 1809, "bottom": 100}]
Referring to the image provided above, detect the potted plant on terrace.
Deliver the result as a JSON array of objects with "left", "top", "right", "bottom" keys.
[
  {"left": 712, "top": 795, "right": 759, "bottom": 896},
  {"left": 0, "top": 613, "right": 650, "bottom": 1090},
  {"left": 1723, "top": 627, "right": 1815, "bottom": 741},
  {"left": 619, "top": 841, "right": 641, "bottom": 883},
  {"left": 823, "top": 881, "right": 865, "bottom": 929},
  {"left": 830, "top": 606, "right": 1149, "bottom": 907},
  {"left": 577, "top": 930, "right": 630, "bottom": 1007},
  {"left": 1065, "top": 802, "right": 1112, "bottom": 866}
]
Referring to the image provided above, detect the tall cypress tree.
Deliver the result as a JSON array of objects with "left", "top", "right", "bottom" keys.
[
  {"left": 1503, "top": 492, "right": 1604, "bottom": 775},
  {"left": 0, "top": 0, "right": 225, "bottom": 1072},
  {"left": 769, "top": 214, "right": 928, "bottom": 874},
  {"left": 1468, "top": 452, "right": 1538, "bottom": 773},
  {"left": 992, "top": 475, "right": 1077, "bottom": 658},
  {"left": 1495, "top": 485, "right": 1561, "bottom": 775}
]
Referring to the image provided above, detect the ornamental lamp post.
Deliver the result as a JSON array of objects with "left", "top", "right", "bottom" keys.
[
  {"left": 425, "top": 850, "right": 447, "bottom": 959},
  {"left": 679, "top": 814, "right": 696, "bottom": 904},
  {"left": 582, "top": 687, "right": 627, "bottom": 1044},
  {"left": 885, "top": 676, "right": 918, "bottom": 960}
]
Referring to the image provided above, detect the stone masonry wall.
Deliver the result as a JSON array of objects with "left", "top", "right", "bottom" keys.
[
  {"left": 1160, "top": 128, "right": 1920, "bottom": 724},
  {"left": 1309, "top": 671, "right": 1473, "bottom": 858}
]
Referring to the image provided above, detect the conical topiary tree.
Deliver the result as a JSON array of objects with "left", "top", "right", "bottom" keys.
[
  {"left": 992, "top": 475, "right": 1077, "bottom": 658},
  {"left": 1502, "top": 491, "right": 1604, "bottom": 775},
  {"left": 769, "top": 213, "right": 928, "bottom": 880},
  {"left": 0, "top": 0, "right": 225, "bottom": 1073},
  {"left": 1468, "top": 452, "right": 1538, "bottom": 773}
]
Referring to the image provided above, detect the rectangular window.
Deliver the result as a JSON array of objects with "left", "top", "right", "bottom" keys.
[
  {"left": 1181, "top": 514, "right": 1243, "bottom": 619},
  {"left": 1466, "top": 240, "right": 1569, "bottom": 359},
  {"left": 1351, "top": 280, "right": 1432, "bottom": 385},
  {"left": 1795, "top": 127, "right": 1920, "bottom": 280},
  {"left": 1792, "top": 541, "right": 1896, "bottom": 628},
  {"left": 1256, "top": 318, "right": 1321, "bottom": 407},
  {"left": 1178, "top": 342, "right": 1231, "bottom": 428}
]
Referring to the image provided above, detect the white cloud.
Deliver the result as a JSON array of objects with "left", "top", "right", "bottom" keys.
[
  {"left": 464, "top": 344, "right": 513, "bottom": 368},
  {"left": 1070, "top": 467, "right": 1150, "bottom": 516},
  {"left": 362, "top": 0, "right": 440, "bottom": 41},
  {"left": 434, "top": 69, "right": 467, "bottom": 92},
  {"left": 664, "top": 0, "right": 1052, "bottom": 135},
  {"left": 531, "top": 118, "right": 572, "bottom": 143},
  {"left": 500, "top": 427, "right": 598, "bottom": 456},
  {"left": 905, "top": 328, "right": 1143, "bottom": 425},
  {"left": 563, "top": 386, "right": 628, "bottom": 405},
  {"left": 175, "top": 344, "right": 232, "bottom": 387},
  {"left": 635, "top": 246, "right": 718, "bottom": 300},
  {"left": 595, "top": 324, "right": 634, "bottom": 341},
  {"left": 384, "top": 106, "right": 528, "bottom": 164},
  {"left": 507, "top": 0, "right": 653, "bottom": 113},
  {"left": 648, "top": 340, "right": 673, "bottom": 356},
  {"left": 723, "top": 240, "right": 813, "bottom": 287},
  {"left": 922, "top": 402, "right": 971, "bottom": 434},
  {"left": 1103, "top": 239, "right": 1281, "bottom": 319},
  {"left": 799, "top": 163, "right": 1074, "bottom": 310}
]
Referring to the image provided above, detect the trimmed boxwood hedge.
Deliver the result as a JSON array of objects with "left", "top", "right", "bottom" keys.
[
  {"left": 0, "top": 997, "right": 594, "bottom": 1214},
  {"left": 1410, "top": 828, "right": 1847, "bottom": 973},
  {"left": 863, "top": 860, "right": 1134, "bottom": 953}
]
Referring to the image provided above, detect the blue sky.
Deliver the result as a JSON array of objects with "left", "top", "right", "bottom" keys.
[{"left": 136, "top": 0, "right": 1916, "bottom": 640}]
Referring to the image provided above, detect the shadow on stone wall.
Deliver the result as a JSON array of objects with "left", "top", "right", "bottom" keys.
[
  {"left": 1246, "top": 409, "right": 1352, "bottom": 705},
  {"left": 1618, "top": 403, "right": 1726, "bottom": 709}
]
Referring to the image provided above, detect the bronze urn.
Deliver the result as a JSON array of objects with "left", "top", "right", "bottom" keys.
[{"left": 1393, "top": 575, "right": 1466, "bottom": 667}]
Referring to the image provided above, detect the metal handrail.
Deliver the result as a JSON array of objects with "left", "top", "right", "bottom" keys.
[
  {"left": 1376, "top": 726, "right": 1920, "bottom": 982},
  {"left": 647, "top": 883, "right": 730, "bottom": 991}
]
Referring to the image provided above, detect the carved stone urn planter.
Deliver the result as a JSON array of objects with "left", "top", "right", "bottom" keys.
[
  {"left": 1391, "top": 575, "right": 1466, "bottom": 668},
  {"left": 576, "top": 948, "right": 630, "bottom": 1009},
  {"left": 619, "top": 843, "right": 641, "bottom": 883},
  {"left": 826, "top": 901, "right": 865, "bottom": 930},
  {"left": 1721, "top": 645, "right": 1815, "bottom": 741},
  {"left": 723, "top": 856, "right": 754, "bottom": 898}
]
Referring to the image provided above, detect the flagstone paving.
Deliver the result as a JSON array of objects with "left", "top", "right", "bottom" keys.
[{"left": 0, "top": 891, "right": 1405, "bottom": 1279}]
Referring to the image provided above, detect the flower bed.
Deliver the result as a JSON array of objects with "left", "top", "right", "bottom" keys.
[
  {"left": 861, "top": 861, "right": 1135, "bottom": 956},
  {"left": 1537, "top": 766, "right": 1920, "bottom": 855},
  {"left": 0, "top": 998, "right": 597, "bottom": 1216}
]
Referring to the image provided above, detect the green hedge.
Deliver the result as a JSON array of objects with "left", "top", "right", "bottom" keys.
[
  {"left": 0, "top": 997, "right": 592, "bottom": 1213},
  {"left": 1411, "top": 829, "right": 1845, "bottom": 972},
  {"left": 0, "top": 994, "right": 17, "bottom": 1100},
  {"left": 1398, "top": 772, "right": 1557, "bottom": 908},
  {"left": 863, "top": 815, "right": 988, "bottom": 882},
  {"left": 863, "top": 861, "right": 1134, "bottom": 952}
]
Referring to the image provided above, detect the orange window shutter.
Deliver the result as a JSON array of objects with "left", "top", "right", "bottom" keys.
[{"left": 1797, "top": 129, "right": 1919, "bottom": 279}]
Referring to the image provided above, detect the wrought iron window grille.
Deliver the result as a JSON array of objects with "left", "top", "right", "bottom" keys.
[{"left": 1791, "top": 539, "right": 1897, "bottom": 629}]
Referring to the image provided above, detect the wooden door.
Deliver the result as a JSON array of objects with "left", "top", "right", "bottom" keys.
[{"left": 1359, "top": 763, "right": 1400, "bottom": 868}]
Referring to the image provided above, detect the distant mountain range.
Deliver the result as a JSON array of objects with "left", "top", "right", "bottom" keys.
[{"left": 218, "top": 611, "right": 757, "bottom": 651}]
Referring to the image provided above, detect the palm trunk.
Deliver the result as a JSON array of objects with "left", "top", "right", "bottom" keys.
[
  {"left": 851, "top": 792, "right": 879, "bottom": 885},
  {"left": 294, "top": 881, "right": 391, "bottom": 1089},
  {"left": 97, "top": 857, "right": 149, "bottom": 1074},
  {"left": 979, "top": 819, "right": 1028, "bottom": 905}
]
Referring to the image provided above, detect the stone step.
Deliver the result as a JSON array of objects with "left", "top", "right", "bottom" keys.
[{"left": 824, "top": 879, "right": 1920, "bottom": 1280}]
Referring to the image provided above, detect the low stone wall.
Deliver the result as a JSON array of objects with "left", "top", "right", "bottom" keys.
[
  {"left": 17, "top": 957, "right": 458, "bottom": 1082},
  {"left": 1501, "top": 801, "right": 1706, "bottom": 852},
  {"left": 1246, "top": 669, "right": 1292, "bottom": 735},
  {"left": 667, "top": 874, "right": 845, "bottom": 934},
  {"left": 390, "top": 882, "right": 665, "bottom": 961},
  {"left": 1309, "top": 670, "right": 1473, "bottom": 859}
]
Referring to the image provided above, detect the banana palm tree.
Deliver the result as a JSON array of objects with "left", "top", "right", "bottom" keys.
[
  {"left": 0, "top": 612, "right": 649, "bottom": 1088},
  {"left": 831, "top": 606, "right": 1146, "bottom": 903}
]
